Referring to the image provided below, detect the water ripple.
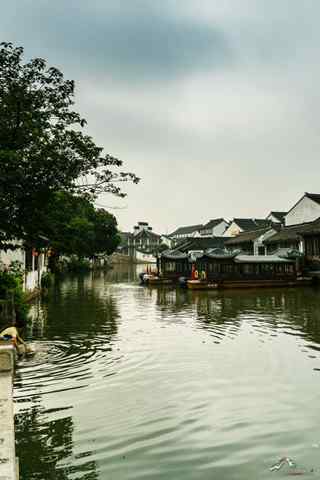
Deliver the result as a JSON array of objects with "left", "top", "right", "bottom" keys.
[{"left": 13, "top": 276, "right": 320, "bottom": 480}]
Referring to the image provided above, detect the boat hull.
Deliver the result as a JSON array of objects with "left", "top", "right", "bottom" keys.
[
  {"left": 187, "top": 280, "right": 218, "bottom": 290},
  {"left": 187, "top": 278, "right": 313, "bottom": 290},
  {"left": 147, "top": 277, "right": 173, "bottom": 286}
]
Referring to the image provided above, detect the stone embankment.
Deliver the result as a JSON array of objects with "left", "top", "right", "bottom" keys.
[{"left": 0, "top": 343, "right": 18, "bottom": 479}]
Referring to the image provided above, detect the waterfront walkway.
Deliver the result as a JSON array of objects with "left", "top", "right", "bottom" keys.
[{"left": 0, "top": 344, "right": 18, "bottom": 480}]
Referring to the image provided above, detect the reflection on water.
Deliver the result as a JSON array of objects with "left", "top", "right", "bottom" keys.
[{"left": 14, "top": 266, "right": 320, "bottom": 480}]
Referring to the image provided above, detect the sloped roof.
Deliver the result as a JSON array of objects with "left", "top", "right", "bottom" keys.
[
  {"left": 234, "top": 255, "right": 294, "bottom": 264},
  {"left": 134, "top": 229, "right": 161, "bottom": 240},
  {"left": 204, "top": 248, "right": 239, "bottom": 259},
  {"left": 161, "top": 250, "right": 188, "bottom": 260},
  {"left": 201, "top": 218, "right": 227, "bottom": 230},
  {"left": 225, "top": 227, "right": 272, "bottom": 245},
  {"left": 298, "top": 217, "right": 320, "bottom": 236},
  {"left": 264, "top": 220, "right": 317, "bottom": 244},
  {"left": 305, "top": 193, "right": 320, "bottom": 205},
  {"left": 169, "top": 224, "right": 203, "bottom": 236},
  {"left": 286, "top": 192, "right": 320, "bottom": 216},
  {"left": 176, "top": 237, "right": 226, "bottom": 252},
  {"left": 275, "top": 248, "right": 304, "bottom": 259},
  {"left": 232, "top": 218, "right": 272, "bottom": 231},
  {"left": 268, "top": 211, "right": 287, "bottom": 222}
]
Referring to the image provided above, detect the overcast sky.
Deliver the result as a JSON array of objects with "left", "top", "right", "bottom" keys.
[{"left": 2, "top": 1, "right": 320, "bottom": 233}]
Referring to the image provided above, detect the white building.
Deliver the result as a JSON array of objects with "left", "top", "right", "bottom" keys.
[
  {"left": 285, "top": 193, "right": 320, "bottom": 226},
  {"left": 223, "top": 218, "right": 272, "bottom": 237},
  {"left": 0, "top": 245, "right": 47, "bottom": 293},
  {"left": 199, "top": 218, "right": 229, "bottom": 237},
  {"left": 266, "top": 211, "right": 287, "bottom": 225}
]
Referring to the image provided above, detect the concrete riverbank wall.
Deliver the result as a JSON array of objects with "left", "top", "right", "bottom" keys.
[{"left": 0, "top": 343, "right": 18, "bottom": 479}]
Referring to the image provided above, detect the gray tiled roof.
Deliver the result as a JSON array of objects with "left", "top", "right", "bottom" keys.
[
  {"left": 201, "top": 218, "right": 226, "bottom": 230},
  {"left": 268, "top": 211, "right": 287, "bottom": 222},
  {"left": 264, "top": 220, "right": 319, "bottom": 243},
  {"left": 225, "top": 227, "right": 272, "bottom": 245},
  {"left": 306, "top": 193, "right": 320, "bottom": 205},
  {"left": 175, "top": 237, "right": 227, "bottom": 252},
  {"left": 169, "top": 224, "right": 203, "bottom": 236},
  {"left": 134, "top": 229, "right": 161, "bottom": 240},
  {"left": 161, "top": 250, "right": 188, "bottom": 260},
  {"left": 232, "top": 218, "right": 272, "bottom": 231},
  {"left": 234, "top": 255, "right": 294, "bottom": 264},
  {"left": 298, "top": 217, "right": 320, "bottom": 236},
  {"left": 204, "top": 249, "right": 239, "bottom": 259}
]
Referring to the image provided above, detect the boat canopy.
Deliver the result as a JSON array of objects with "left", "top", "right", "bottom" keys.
[
  {"left": 274, "top": 248, "right": 304, "bottom": 259},
  {"left": 204, "top": 248, "right": 240, "bottom": 259},
  {"left": 234, "top": 254, "right": 295, "bottom": 264},
  {"left": 161, "top": 249, "right": 297, "bottom": 264},
  {"left": 161, "top": 250, "right": 188, "bottom": 260}
]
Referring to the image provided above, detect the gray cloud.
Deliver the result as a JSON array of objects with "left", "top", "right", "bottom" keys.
[
  {"left": 1, "top": 1, "right": 320, "bottom": 233},
  {"left": 3, "top": 0, "right": 233, "bottom": 82}
]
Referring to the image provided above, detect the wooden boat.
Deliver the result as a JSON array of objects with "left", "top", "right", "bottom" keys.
[
  {"left": 147, "top": 276, "right": 173, "bottom": 286},
  {"left": 139, "top": 273, "right": 173, "bottom": 286},
  {"left": 187, "top": 280, "right": 218, "bottom": 290},
  {"left": 160, "top": 248, "right": 311, "bottom": 290},
  {"left": 187, "top": 277, "right": 312, "bottom": 290}
]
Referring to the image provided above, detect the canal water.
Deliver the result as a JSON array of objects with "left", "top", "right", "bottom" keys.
[{"left": 14, "top": 265, "right": 320, "bottom": 479}]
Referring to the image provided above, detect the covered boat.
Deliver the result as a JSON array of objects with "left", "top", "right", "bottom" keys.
[{"left": 187, "top": 250, "right": 310, "bottom": 289}]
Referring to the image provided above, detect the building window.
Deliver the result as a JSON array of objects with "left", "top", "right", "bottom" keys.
[
  {"left": 165, "top": 262, "right": 176, "bottom": 272},
  {"left": 221, "top": 264, "right": 234, "bottom": 273}
]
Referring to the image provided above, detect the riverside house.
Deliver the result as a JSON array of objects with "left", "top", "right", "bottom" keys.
[
  {"left": 266, "top": 211, "right": 287, "bottom": 225},
  {"left": 118, "top": 222, "right": 163, "bottom": 262},
  {"left": 299, "top": 218, "right": 320, "bottom": 259},
  {"left": 199, "top": 218, "right": 229, "bottom": 237},
  {"left": 0, "top": 244, "right": 48, "bottom": 293},
  {"left": 169, "top": 224, "right": 203, "bottom": 243},
  {"left": 223, "top": 218, "right": 272, "bottom": 237},
  {"left": 285, "top": 192, "right": 320, "bottom": 226},
  {"left": 225, "top": 226, "right": 280, "bottom": 255}
]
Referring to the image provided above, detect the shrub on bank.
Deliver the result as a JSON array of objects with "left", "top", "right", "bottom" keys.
[
  {"left": 0, "top": 262, "right": 30, "bottom": 322},
  {"left": 66, "top": 256, "right": 91, "bottom": 273}
]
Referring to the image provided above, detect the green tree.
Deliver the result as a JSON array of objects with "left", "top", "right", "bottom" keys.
[
  {"left": 38, "top": 191, "right": 120, "bottom": 259},
  {"left": 0, "top": 42, "right": 139, "bottom": 247}
]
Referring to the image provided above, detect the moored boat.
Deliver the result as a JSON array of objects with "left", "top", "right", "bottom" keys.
[
  {"left": 139, "top": 272, "right": 173, "bottom": 286},
  {"left": 161, "top": 247, "right": 310, "bottom": 290},
  {"left": 187, "top": 280, "right": 219, "bottom": 290}
]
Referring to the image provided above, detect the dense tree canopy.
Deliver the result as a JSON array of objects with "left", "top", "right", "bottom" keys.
[
  {"left": 37, "top": 192, "right": 120, "bottom": 258},
  {"left": 0, "top": 42, "right": 139, "bottom": 247}
]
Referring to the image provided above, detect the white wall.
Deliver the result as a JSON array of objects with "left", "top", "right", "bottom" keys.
[
  {"left": 223, "top": 222, "right": 242, "bottom": 237},
  {"left": 135, "top": 250, "right": 156, "bottom": 263},
  {"left": 267, "top": 214, "right": 282, "bottom": 223},
  {"left": 253, "top": 228, "right": 277, "bottom": 255},
  {"left": 25, "top": 252, "right": 47, "bottom": 292},
  {"left": 286, "top": 196, "right": 320, "bottom": 226},
  {"left": 0, "top": 247, "right": 47, "bottom": 292},
  {"left": 212, "top": 221, "right": 229, "bottom": 236},
  {"left": 161, "top": 236, "right": 173, "bottom": 248}
]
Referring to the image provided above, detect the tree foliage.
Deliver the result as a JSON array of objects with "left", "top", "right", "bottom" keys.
[
  {"left": 38, "top": 192, "right": 120, "bottom": 258},
  {"left": 0, "top": 42, "right": 139, "bottom": 246}
]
